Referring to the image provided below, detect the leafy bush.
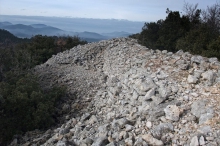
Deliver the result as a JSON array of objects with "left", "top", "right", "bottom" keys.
[
  {"left": 138, "top": 20, "right": 162, "bottom": 49},
  {"left": 133, "top": 2, "right": 220, "bottom": 59},
  {"left": 156, "top": 10, "right": 190, "bottom": 52},
  {"left": 205, "top": 37, "right": 220, "bottom": 58},
  {"left": 0, "top": 73, "right": 66, "bottom": 143},
  {"left": 0, "top": 33, "right": 86, "bottom": 145},
  {"left": 16, "top": 35, "right": 87, "bottom": 66},
  {"left": 176, "top": 24, "right": 212, "bottom": 55}
]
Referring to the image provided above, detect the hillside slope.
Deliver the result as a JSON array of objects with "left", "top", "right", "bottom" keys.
[
  {"left": 0, "top": 29, "right": 27, "bottom": 43},
  {"left": 10, "top": 38, "right": 220, "bottom": 146}
]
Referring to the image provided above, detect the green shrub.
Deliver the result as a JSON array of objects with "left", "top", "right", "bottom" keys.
[
  {"left": 205, "top": 37, "right": 220, "bottom": 59},
  {"left": 0, "top": 32, "right": 86, "bottom": 145},
  {"left": 136, "top": 3, "right": 220, "bottom": 59},
  {"left": 0, "top": 73, "right": 66, "bottom": 143}
]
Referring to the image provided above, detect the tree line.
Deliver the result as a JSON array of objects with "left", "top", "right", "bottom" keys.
[
  {"left": 130, "top": 2, "right": 220, "bottom": 59},
  {"left": 0, "top": 30, "right": 87, "bottom": 145}
]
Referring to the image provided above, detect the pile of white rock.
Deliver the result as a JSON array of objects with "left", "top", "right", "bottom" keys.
[{"left": 10, "top": 38, "right": 220, "bottom": 146}]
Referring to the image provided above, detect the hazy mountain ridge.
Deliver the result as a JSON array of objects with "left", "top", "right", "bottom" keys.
[
  {"left": 30, "top": 24, "right": 48, "bottom": 28},
  {"left": 0, "top": 15, "right": 144, "bottom": 42},
  {"left": 0, "top": 22, "right": 64, "bottom": 38},
  {"left": 101, "top": 31, "right": 132, "bottom": 37},
  {"left": 0, "top": 21, "right": 12, "bottom": 27},
  {"left": 0, "top": 15, "right": 143, "bottom": 33},
  {"left": 0, "top": 21, "right": 132, "bottom": 42}
]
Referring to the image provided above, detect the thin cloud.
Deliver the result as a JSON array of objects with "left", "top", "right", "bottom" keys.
[{"left": 0, "top": 0, "right": 218, "bottom": 21}]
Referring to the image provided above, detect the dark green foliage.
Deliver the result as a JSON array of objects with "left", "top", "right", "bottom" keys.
[
  {"left": 156, "top": 10, "right": 190, "bottom": 52},
  {"left": 128, "top": 33, "right": 140, "bottom": 40},
  {"left": 0, "top": 29, "right": 18, "bottom": 42},
  {"left": 137, "top": 10, "right": 190, "bottom": 52},
  {"left": 133, "top": 2, "right": 220, "bottom": 59},
  {"left": 190, "top": 9, "right": 201, "bottom": 27},
  {"left": 205, "top": 37, "right": 220, "bottom": 58},
  {"left": 0, "top": 32, "right": 86, "bottom": 145},
  {"left": 64, "top": 36, "right": 87, "bottom": 49},
  {"left": 26, "top": 35, "right": 86, "bottom": 65},
  {"left": 139, "top": 20, "right": 162, "bottom": 49},
  {"left": 176, "top": 24, "right": 213, "bottom": 55},
  {"left": 0, "top": 46, "right": 34, "bottom": 83},
  {"left": 0, "top": 73, "right": 66, "bottom": 143},
  {"left": 24, "top": 35, "right": 56, "bottom": 65}
]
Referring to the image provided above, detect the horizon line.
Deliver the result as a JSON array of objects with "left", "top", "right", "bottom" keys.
[{"left": 0, "top": 14, "right": 145, "bottom": 23}]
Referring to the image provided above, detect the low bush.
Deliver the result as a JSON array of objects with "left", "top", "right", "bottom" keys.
[{"left": 0, "top": 73, "right": 66, "bottom": 143}]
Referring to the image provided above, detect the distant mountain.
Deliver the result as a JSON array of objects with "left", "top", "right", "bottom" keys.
[
  {"left": 101, "top": 31, "right": 132, "bottom": 38},
  {"left": 78, "top": 31, "right": 105, "bottom": 39},
  {"left": 0, "top": 21, "right": 12, "bottom": 27},
  {"left": 76, "top": 31, "right": 108, "bottom": 42},
  {"left": 3, "top": 24, "right": 34, "bottom": 30},
  {"left": 30, "top": 24, "right": 48, "bottom": 28},
  {"left": 0, "top": 21, "right": 132, "bottom": 42},
  {"left": 74, "top": 31, "right": 132, "bottom": 42},
  {"left": 0, "top": 22, "right": 65, "bottom": 38},
  {"left": 0, "top": 15, "right": 143, "bottom": 34}
]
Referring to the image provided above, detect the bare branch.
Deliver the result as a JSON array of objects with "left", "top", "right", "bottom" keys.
[
  {"left": 183, "top": 1, "right": 199, "bottom": 21},
  {"left": 202, "top": 3, "right": 220, "bottom": 30}
]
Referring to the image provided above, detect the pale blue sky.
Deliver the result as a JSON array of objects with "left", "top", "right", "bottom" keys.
[{"left": 0, "top": 0, "right": 219, "bottom": 21}]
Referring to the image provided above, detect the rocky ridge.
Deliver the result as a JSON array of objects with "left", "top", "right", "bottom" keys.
[{"left": 11, "top": 38, "right": 220, "bottom": 146}]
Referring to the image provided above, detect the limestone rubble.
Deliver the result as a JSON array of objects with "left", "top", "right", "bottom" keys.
[{"left": 10, "top": 38, "right": 220, "bottom": 146}]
